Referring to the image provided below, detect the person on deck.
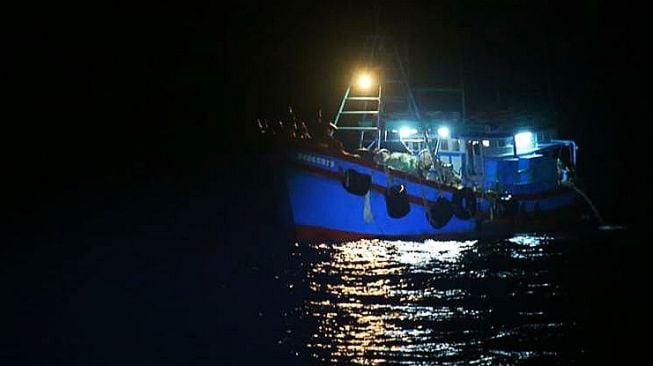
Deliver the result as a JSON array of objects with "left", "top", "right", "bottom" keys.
[
  {"left": 297, "top": 120, "right": 312, "bottom": 140},
  {"left": 311, "top": 109, "right": 343, "bottom": 150},
  {"left": 317, "top": 121, "right": 345, "bottom": 150}
]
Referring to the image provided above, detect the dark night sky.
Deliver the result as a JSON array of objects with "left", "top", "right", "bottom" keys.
[{"left": 4, "top": 0, "right": 649, "bottom": 226}]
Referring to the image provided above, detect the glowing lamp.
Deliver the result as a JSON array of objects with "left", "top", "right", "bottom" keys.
[
  {"left": 399, "top": 127, "right": 418, "bottom": 138},
  {"left": 356, "top": 73, "right": 373, "bottom": 90},
  {"left": 514, "top": 131, "right": 533, "bottom": 149},
  {"left": 437, "top": 126, "right": 450, "bottom": 139}
]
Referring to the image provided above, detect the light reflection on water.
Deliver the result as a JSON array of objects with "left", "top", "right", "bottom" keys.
[{"left": 290, "top": 234, "right": 578, "bottom": 364}]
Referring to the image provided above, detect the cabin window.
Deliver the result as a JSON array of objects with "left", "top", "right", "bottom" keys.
[
  {"left": 482, "top": 140, "right": 490, "bottom": 147},
  {"left": 440, "top": 139, "right": 449, "bottom": 151},
  {"left": 451, "top": 139, "right": 460, "bottom": 151}
]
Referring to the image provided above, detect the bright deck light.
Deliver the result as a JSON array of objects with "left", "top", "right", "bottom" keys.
[
  {"left": 437, "top": 126, "right": 450, "bottom": 139},
  {"left": 514, "top": 131, "right": 533, "bottom": 148},
  {"left": 399, "top": 127, "right": 418, "bottom": 138},
  {"left": 356, "top": 73, "right": 373, "bottom": 90}
]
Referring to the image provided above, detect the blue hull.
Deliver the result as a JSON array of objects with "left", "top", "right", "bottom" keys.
[{"left": 284, "top": 145, "right": 582, "bottom": 241}]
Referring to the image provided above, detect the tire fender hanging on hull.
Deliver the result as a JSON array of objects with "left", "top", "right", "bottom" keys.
[
  {"left": 426, "top": 197, "right": 454, "bottom": 229},
  {"left": 495, "top": 196, "right": 519, "bottom": 218},
  {"left": 385, "top": 184, "right": 410, "bottom": 218},
  {"left": 342, "top": 168, "right": 371, "bottom": 196},
  {"left": 452, "top": 187, "right": 477, "bottom": 220}
]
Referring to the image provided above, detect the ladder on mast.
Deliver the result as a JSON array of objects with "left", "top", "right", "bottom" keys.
[{"left": 333, "top": 36, "right": 423, "bottom": 151}]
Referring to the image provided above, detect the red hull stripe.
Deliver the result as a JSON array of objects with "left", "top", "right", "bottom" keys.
[
  {"left": 295, "top": 206, "right": 586, "bottom": 242},
  {"left": 290, "top": 158, "right": 574, "bottom": 202},
  {"left": 294, "top": 225, "right": 476, "bottom": 242}
]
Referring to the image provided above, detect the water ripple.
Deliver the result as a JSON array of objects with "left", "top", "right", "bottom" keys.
[{"left": 287, "top": 234, "right": 582, "bottom": 364}]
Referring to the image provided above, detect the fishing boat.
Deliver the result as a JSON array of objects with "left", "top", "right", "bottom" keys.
[{"left": 272, "top": 37, "right": 593, "bottom": 241}]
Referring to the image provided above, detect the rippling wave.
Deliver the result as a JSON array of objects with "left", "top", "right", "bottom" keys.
[{"left": 287, "top": 235, "right": 583, "bottom": 364}]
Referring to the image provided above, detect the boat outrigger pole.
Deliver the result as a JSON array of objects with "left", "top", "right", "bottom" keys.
[{"left": 392, "top": 42, "right": 437, "bottom": 164}]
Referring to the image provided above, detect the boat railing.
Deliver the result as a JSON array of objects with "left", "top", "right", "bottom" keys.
[{"left": 550, "top": 139, "right": 578, "bottom": 166}]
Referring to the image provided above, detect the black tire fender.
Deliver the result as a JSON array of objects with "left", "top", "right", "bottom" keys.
[
  {"left": 385, "top": 184, "right": 410, "bottom": 218},
  {"left": 452, "top": 187, "right": 477, "bottom": 220},
  {"left": 426, "top": 197, "right": 454, "bottom": 229},
  {"left": 342, "top": 168, "right": 371, "bottom": 196}
]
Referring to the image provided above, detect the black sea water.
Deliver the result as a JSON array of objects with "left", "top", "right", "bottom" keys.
[{"left": 281, "top": 230, "right": 646, "bottom": 365}]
